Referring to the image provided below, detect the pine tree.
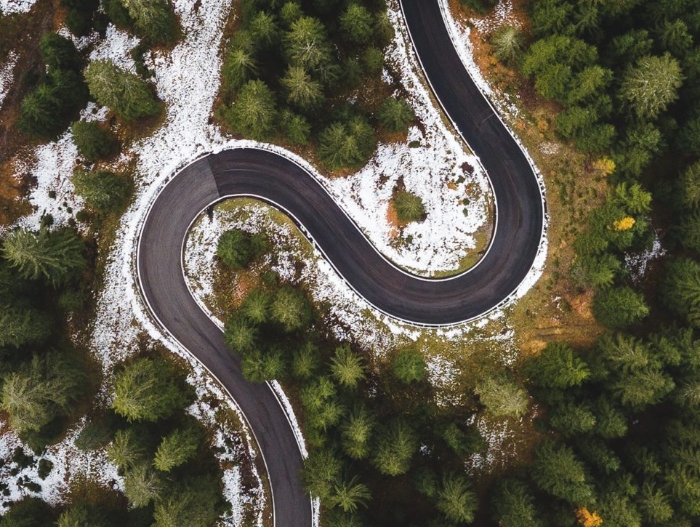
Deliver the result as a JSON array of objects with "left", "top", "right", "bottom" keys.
[
  {"left": 620, "top": 53, "right": 683, "bottom": 120},
  {"left": 0, "top": 305, "right": 51, "bottom": 348},
  {"left": 372, "top": 419, "right": 418, "bottom": 476},
  {"left": 111, "top": 358, "right": 189, "bottom": 422},
  {"left": 224, "top": 316, "right": 258, "bottom": 354},
  {"left": 284, "top": 16, "right": 334, "bottom": 72},
  {"left": 679, "top": 162, "right": 700, "bottom": 209},
  {"left": 154, "top": 426, "right": 200, "bottom": 472},
  {"left": 57, "top": 503, "right": 97, "bottom": 527},
  {"left": 40, "top": 33, "right": 82, "bottom": 72},
  {"left": 475, "top": 373, "right": 529, "bottom": 418},
  {"left": 339, "top": 4, "right": 373, "bottom": 44},
  {"left": 523, "top": 342, "right": 590, "bottom": 390},
  {"left": 292, "top": 341, "right": 320, "bottom": 379},
  {"left": 436, "top": 473, "right": 478, "bottom": 524},
  {"left": 393, "top": 190, "right": 425, "bottom": 223},
  {"left": 1, "top": 353, "right": 84, "bottom": 435},
  {"left": 72, "top": 170, "right": 129, "bottom": 211},
  {"left": 340, "top": 405, "right": 374, "bottom": 460},
  {"left": 592, "top": 286, "right": 649, "bottom": 328},
  {"left": 491, "top": 478, "right": 545, "bottom": 527},
  {"left": 224, "top": 47, "right": 258, "bottom": 92},
  {"left": 330, "top": 345, "right": 365, "bottom": 388},
  {"left": 123, "top": 463, "right": 163, "bottom": 508},
  {"left": 249, "top": 10, "right": 279, "bottom": 48},
  {"left": 153, "top": 479, "right": 220, "bottom": 527},
  {"left": 71, "top": 121, "right": 118, "bottom": 162},
  {"left": 638, "top": 482, "right": 673, "bottom": 524},
  {"left": 281, "top": 66, "right": 324, "bottom": 110},
  {"left": 677, "top": 210, "right": 700, "bottom": 252},
  {"left": 661, "top": 258, "right": 700, "bottom": 327},
  {"left": 17, "top": 85, "right": 62, "bottom": 137},
  {"left": 377, "top": 97, "right": 415, "bottom": 133},
  {"left": 491, "top": 26, "right": 525, "bottom": 65},
  {"left": 84, "top": 59, "right": 160, "bottom": 121},
  {"left": 549, "top": 400, "right": 596, "bottom": 435},
  {"left": 329, "top": 475, "right": 371, "bottom": 513},
  {"left": 282, "top": 111, "right": 311, "bottom": 144},
  {"left": 106, "top": 428, "right": 145, "bottom": 470},
  {"left": 531, "top": 441, "right": 595, "bottom": 505},
  {"left": 217, "top": 229, "right": 254, "bottom": 269},
  {"left": 120, "top": 0, "right": 177, "bottom": 43},
  {"left": 391, "top": 346, "right": 426, "bottom": 383},
  {"left": 302, "top": 449, "right": 342, "bottom": 500},
  {"left": 3, "top": 227, "right": 85, "bottom": 286},
  {"left": 223, "top": 80, "right": 277, "bottom": 141},
  {"left": 241, "top": 348, "right": 285, "bottom": 382},
  {"left": 270, "top": 285, "right": 312, "bottom": 332}
]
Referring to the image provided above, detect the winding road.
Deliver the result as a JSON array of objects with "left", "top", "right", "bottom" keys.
[{"left": 136, "top": 1, "right": 545, "bottom": 526}]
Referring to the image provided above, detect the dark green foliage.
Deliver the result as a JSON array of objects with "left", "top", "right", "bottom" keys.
[
  {"left": 377, "top": 97, "right": 414, "bottom": 134},
  {"left": 106, "top": 428, "right": 146, "bottom": 470},
  {"left": 339, "top": 4, "right": 373, "bottom": 44},
  {"left": 372, "top": 419, "right": 418, "bottom": 476},
  {"left": 39, "top": 33, "right": 82, "bottom": 72},
  {"left": 329, "top": 345, "right": 364, "bottom": 388},
  {"left": 85, "top": 59, "right": 160, "bottom": 121},
  {"left": 318, "top": 117, "right": 376, "bottom": 170},
  {"left": 37, "top": 458, "right": 53, "bottom": 479},
  {"left": 491, "top": 26, "right": 525, "bottom": 65},
  {"left": 153, "top": 478, "right": 221, "bottom": 527},
  {"left": 592, "top": 286, "right": 649, "bottom": 328},
  {"left": 531, "top": 441, "right": 595, "bottom": 505},
  {"left": 436, "top": 473, "right": 478, "bottom": 524},
  {"left": 73, "top": 170, "right": 130, "bottom": 211},
  {"left": 218, "top": 0, "right": 390, "bottom": 166},
  {"left": 458, "top": 0, "right": 497, "bottom": 15},
  {"left": 524, "top": 342, "right": 590, "bottom": 390},
  {"left": 71, "top": 120, "right": 118, "bottom": 162},
  {"left": 491, "top": 478, "right": 545, "bottom": 527},
  {"left": 0, "top": 498, "right": 56, "bottom": 527},
  {"left": 0, "top": 304, "right": 51, "bottom": 348},
  {"left": 75, "top": 418, "right": 113, "bottom": 451},
  {"left": 2, "top": 227, "right": 85, "bottom": 286},
  {"left": 154, "top": 426, "right": 201, "bottom": 472},
  {"left": 292, "top": 341, "right": 320, "bottom": 379},
  {"left": 217, "top": 229, "right": 254, "bottom": 269},
  {"left": 391, "top": 346, "right": 426, "bottom": 383},
  {"left": 661, "top": 258, "right": 700, "bottom": 327},
  {"left": 340, "top": 404, "right": 374, "bottom": 460},
  {"left": 224, "top": 316, "right": 258, "bottom": 354},
  {"left": 111, "top": 357, "right": 190, "bottom": 422},
  {"left": 302, "top": 448, "right": 342, "bottom": 500},
  {"left": 103, "top": 0, "right": 136, "bottom": 28},
  {"left": 393, "top": 189, "right": 425, "bottom": 223},
  {"left": 270, "top": 285, "right": 312, "bottom": 332},
  {"left": 1, "top": 352, "right": 85, "bottom": 436},
  {"left": 222, "top": 80, "right": 277, "bottom": 141},
  {"left": 120, "top": 0, "right": 178, "bottom": 43}
]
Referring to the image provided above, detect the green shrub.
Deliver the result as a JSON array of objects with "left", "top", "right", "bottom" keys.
[
  {"left": 393, "top": 189, "right": 425, "bottom": 223},
  {"left": 71, "top": 120, "right": 118, "bottom": 161}
]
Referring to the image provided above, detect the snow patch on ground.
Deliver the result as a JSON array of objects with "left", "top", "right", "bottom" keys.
[
  {"left": 0, "top": 51, "right": 18, "bottom": 109},
  {"left": 470, "top": 0, "right": 521, "bottom": 33},
  {"left": 466, "top": 414, "right": 519, "bottom": 472},
  {"left": 626, "top": 232, "right": 665, "bottom": 282},
  {"left": 0, "top": 0, "right": 35, "bottom": 15},
  {"left": 0, "top": 420, "right": 121, "bottom": 513},
  {"left": 14, "top": 132, "right": 83, "bottom": 230}
]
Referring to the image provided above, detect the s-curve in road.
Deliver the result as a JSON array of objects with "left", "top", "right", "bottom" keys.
[{"left": 136, "top": 1, "right": 544, "bottom": 526}]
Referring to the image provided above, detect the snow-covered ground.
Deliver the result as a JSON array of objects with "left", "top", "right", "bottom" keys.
[
  {"left": 0, "top": 51, "right": 18, "bottom": 109},
  {"left": 0, "top": 0, "right": 35, "bottom": 15},
  {"left": 0, "top": 0, "right": 550, "bottom": 500}
]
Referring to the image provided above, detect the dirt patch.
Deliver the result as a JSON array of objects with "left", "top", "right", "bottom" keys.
[{"left": 385, "top": 200, "right": 401, "bottom": 238}]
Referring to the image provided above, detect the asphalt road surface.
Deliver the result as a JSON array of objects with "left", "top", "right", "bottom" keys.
[{"left": 136, "top": 1, "right": 544, "bottom": 526}]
